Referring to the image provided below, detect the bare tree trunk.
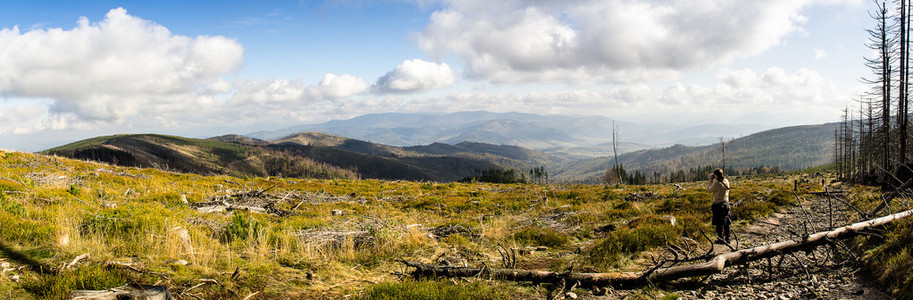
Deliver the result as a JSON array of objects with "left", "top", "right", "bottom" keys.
[
  {"left": 401, "top": 207, "right": 913, "bottom": 288},
  {"left": 612, "top": 121, "right": 621, "bottom": 184}
]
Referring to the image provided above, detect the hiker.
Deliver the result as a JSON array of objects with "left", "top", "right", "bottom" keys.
[{"left": 708, "top": 168, "right": 731, "bottom": 244}]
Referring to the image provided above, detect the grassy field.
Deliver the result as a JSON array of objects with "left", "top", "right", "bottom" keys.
[{"left": 0, "top": 149, "right": 868, "bottom": 299}]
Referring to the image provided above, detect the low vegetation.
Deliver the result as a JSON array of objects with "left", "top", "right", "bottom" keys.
[{"left": 0, "top": 149, "right": 907, "bottom": 299}]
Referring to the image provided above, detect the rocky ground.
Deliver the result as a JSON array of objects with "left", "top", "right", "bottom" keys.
[{"left": 599, "top": 192, "right": 892, "bottom": 300}]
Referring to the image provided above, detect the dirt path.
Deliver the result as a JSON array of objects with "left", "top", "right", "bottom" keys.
[{"left": 663, "top": 194, "right": 892, "bottom": 300}]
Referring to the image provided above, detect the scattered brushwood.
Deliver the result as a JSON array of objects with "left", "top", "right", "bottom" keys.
[
  {"left": 192, "top": 185, "right": 370, "bottom": 216},
  {"left": 94, "top": 168, "right": 149, "bottom": 179},
  {"left": 430, "top": 224, "right": 479, "bottom": 239},
  {"left": 295, "top": 229, "right": 375, "bottom": 249},
  {"left": 624, "top": 192, "right": 655, "bottom": 202},
  {"left": 192, "top": 184, "right": 293, "bottom": 216},
  {"left": 399, "top": 207, "right": 913, "bottom": 289}
]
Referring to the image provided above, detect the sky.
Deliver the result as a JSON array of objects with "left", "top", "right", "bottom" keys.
[{"left": 0, "top": 0, "right": 876, "bottom": 151}]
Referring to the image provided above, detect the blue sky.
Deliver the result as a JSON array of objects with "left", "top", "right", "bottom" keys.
[{"left": 0, "top": 0, "right": 875, "bottom": 151}]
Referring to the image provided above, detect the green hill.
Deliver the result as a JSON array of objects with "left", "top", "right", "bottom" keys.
[
  {"left": 554, "top": 123, "right": 837, "bottom": 183},
  {"left": 42, "top": 133, "right": 520, "bottom": 182},
  {"left": 43, "top": 134, "right": 358, "bottom": 180}
]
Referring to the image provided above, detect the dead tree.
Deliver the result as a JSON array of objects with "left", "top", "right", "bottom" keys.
[{"left": 400, "top": 207, "right": 913, "bottom": 288}]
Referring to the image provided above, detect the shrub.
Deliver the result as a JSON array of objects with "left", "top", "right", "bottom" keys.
[
  {"left": 863, "top": 218, "right": 913, "bottom": 298},
  {"left": 22, "top": 265, "right": 130, "bottom": 299},
  {"left": 589, "top": 224, "right": 676, "bottom": 268},
  {"left": 0, "top": 193, "right": 25, "bottom": 216},
  {"left": 224, "top": 213, "right": 262, "bottom": 242},
  {"left": 513, "top": 227, "right": 568, "bottom": 248},
  {"left": 731, "top": 201, "right": 775, "bottom": 221},
  {"left": 768, "top": 189, "right": 796, "bottom": 206},
  {"left": 67, "top": 184, "right": 81, "bottom": 197}
]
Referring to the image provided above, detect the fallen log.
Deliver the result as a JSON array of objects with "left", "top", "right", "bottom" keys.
[
  {"left": 401, "top": 207, "right": 913, "bottom": 288},
  {"left": 69, "top": 284, "right": 172, "bottom": 300}
]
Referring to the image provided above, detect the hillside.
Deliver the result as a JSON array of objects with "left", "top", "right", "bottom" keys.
[
  {"left": 554, "top": 123, "right": 838, "bottom": 183},
  {"left": 0, "top": 149, "right": 905, "bottom": 299},
  {"left": 42, "top": 134, "right": 357, "bottom": 180},
  {"left": 42, "top": 133, "right": 532, "bottom": 182}
]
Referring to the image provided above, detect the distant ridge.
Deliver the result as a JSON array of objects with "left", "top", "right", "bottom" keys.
[
  {"left": 248, "top": 111, "right": 773, "bottom": 155},
  {"left": 552, "top": 123, "right": 837, "bottom": 183}
]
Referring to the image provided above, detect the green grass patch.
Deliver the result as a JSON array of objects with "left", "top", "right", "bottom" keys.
[
  {"left": 22, "top": 265, "right": 131, "bottom": 300},
  {"left": 513, "top": 227, "right": 569, "bottom": 248},
  {"left": 361, "top": 279, "right": 513, "bottom": 300}
]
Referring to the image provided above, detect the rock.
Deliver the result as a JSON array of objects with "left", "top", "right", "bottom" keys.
[
  {"left": 564, "top": 291, "right": 578, "bottom": 299},
  {"left": 174, "top": 227, "right": 190, "bottom": 243},
  {"left": 171, "top": 260, "right": 188, "bottom": 266},
  {"left": 181, "top": 194, "right": 188, "bottom": 204},
  {"left": 331, "top": 209, "right": 344, "bottom": 216},
  {"left": 661, "top": 215, "right": 677, "bottom": 226},
  {"left": 10, "top": 275, "right": 18, "bottom": 282}
]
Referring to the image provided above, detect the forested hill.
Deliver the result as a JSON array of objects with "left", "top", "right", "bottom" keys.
[
  {"left": 40, "top": 133, "right": 548, "bottom": 182},
  {"left": 553, "top": 123, "right": 838, "bottom": 183}
]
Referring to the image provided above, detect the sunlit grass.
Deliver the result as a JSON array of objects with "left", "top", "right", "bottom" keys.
[{"left": 0, "top": 149, "right": 831, "bottom": 298}]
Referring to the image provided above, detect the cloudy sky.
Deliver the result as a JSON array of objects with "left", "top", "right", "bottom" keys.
[{"left": 0, "top": 0, "right": 872, "bottom": 151}]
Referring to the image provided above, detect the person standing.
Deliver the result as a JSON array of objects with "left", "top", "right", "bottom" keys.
[{"left": 708, "top": 168, "right": 731, "bottom": 244}]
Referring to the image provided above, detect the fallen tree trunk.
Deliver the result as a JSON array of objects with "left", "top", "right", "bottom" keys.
[
  {"left": 69, "top": 284, "right": 172, "bottom": 300},
  {"left": 401, "top": 207, "right": 913, "bottom": 288}
]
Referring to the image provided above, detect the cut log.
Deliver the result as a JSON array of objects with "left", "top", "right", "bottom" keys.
[
  {"left": 401, "top": 207, "right": 913, "bottom": 288},
  {"left": 69, "top": 284, "right": 172, "bottom": 300}
]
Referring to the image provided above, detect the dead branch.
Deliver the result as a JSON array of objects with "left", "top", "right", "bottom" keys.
[
  {"left": 65, "top": 253, "right": 90, "bottom": 269},
  {"left": 871, "top": 176, "right": 913, "bottom": 215},
  {"left": 399, "top": 207, "right": 913, "bottom": 288}
]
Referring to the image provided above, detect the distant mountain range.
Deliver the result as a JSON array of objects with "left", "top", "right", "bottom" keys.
[
  {"left": 248, "top": 111, "right": 774, "bottom": 156},
  {"left": 41, "top": 112, "right": 836, "bottom": 183}
]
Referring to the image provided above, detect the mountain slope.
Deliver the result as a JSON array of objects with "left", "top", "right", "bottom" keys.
[
  {"left": 42, "top": 134, "right": 357, "bottom": 179},
  {"left": 43, "top": 133, "right": 529, "bottom": 182},
  {"left": 553, "top": 123, "right": 837, "bottom": 183}
]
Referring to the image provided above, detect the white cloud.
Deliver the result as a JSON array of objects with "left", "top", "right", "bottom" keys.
[
  {"left": 314, "top": 74, "right": 370, "bottom": 98},
  {"left": 375, "top": 59, "right": 456, "bottom": 92},
  {"left": 814, "top": 47, "right": 828, "bottom": 60},
  {"left": 229, "top": 73, "right": 369, "bottom": 105},
  {"left": 0, "top": 7, "right": 244, "bottom": 122},
  {"left": 416, "top": 0, "right": 816, "bottom": 83}
]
